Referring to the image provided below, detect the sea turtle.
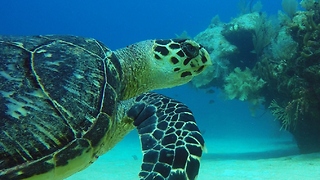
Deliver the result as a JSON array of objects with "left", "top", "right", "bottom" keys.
[{"left": 0, "top": 35, "right": 211, "bottom": 180}]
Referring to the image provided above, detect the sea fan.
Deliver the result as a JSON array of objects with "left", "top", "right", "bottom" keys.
[{"left": 212, "top": 57, "right": 230, "bottom": 79}]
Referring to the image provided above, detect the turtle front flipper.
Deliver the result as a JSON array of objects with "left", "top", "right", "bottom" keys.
[{"left": 128, "top": 92, "right": 204, "bottom": 180}]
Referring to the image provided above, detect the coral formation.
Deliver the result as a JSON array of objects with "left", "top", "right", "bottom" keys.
[
  {"left": 191, "top": 65, "right": 215, "bottom": 88},
  {"left": 191, "top": 56, "right": 229, "bottom": 88},
  {"left": 175, "top": 30, "right": 192, "bottom": 39},
  {"left": 193, "top": 21, "right": 236, "bottom": 57},
  {"left": 281, "top": 0, "right": 299, "bottom": 19},
  {"left": 190, "top": 1, "right": 320, "bottom": 153},
  {"left": 269, "top": 97, "right": 308, "bottom": 131},
  {"left": 300, "top": 0, "right": 320, "bottom": 10},
  {"left": 270, "top": 27, "right": 298, "bottom": 61},
  {"left": 224, "top": 67, "right": 265, "bottom": 105},
  {"left": 191, "top": 17, "right": 235, "bottom": 88}
]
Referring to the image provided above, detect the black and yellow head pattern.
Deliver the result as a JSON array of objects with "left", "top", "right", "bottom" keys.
[{"left": 153, "top": 39, "right": 211, "bottom": 79}]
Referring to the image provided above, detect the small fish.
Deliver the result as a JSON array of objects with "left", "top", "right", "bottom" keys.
[
  {"left": 209, "top": 99, "right": 215, "bottom": 104},
  {"left": 205, "top": 89, "right": 215, "bottom": 94},
  {"left": 132, "top": 155, "right": 138, "bottom": 160},
  {"left": 200, "top": 129, "right": 206, "bottom": 135}
]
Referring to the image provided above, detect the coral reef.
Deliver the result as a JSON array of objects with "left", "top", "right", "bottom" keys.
[
  {"left": 222, "top": 13, "right": 261, "bottom": 68},
  {"left": 191, "top": 65, "right": 215, "bottom": 88},
  {"left": 191, "top": 2, "right": 320, "bottom": 153},
  {"left": 222, "top": 12, "right": 277, "bottom": 69},
  {"left": 224, "top": 67, "right": 265, "bottom": 105},
  {"left": 191, "top": 17, "right": 235, "bottom": 88},
  {"left": 193, "top": 20, "right": 236, "bottom": 57},
  {"left": 175, "top": 30, "right": 192, "bottom": 39},
  {"left": 191, "top": 56, "right": 229, "bottom": 88},
  {"left": 255, "top": 7, "right": 320, "bottom": 153},
  {"left": 269, "top": 96, "right": 309, "bottom": 131},
  {"left": 300, "top": 0, "right": 320, "bottom": 11},
  {"left": 270, "top": 27, "right": 298, "bottom": 61},
  {"left": 281, "top": 0, "right": 299, "bottom": 19},
  {"left": 211, "top": 57, "right": 230, "bottom": 79}
]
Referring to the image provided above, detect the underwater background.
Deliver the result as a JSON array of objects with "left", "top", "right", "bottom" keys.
[{"left": 2, "top": 0, "right": 320, "bottom": 179}]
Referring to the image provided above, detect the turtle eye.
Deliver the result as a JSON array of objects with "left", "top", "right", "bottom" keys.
[{"left": 181, "top": 42, "right": 199, "bottom": 58}]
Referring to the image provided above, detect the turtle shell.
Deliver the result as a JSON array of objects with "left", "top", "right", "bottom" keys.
[{"left": 0, "top": 35, "right": 122, "bottom": 179}]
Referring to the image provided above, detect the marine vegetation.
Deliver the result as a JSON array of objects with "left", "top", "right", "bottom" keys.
[
  {"left": 224, "top": 67, "right": 265, "bottom": 106},
  {"left": 191, "top": 56, "right": 229, "bottom": 88},
  {"left": 191, "top": 0, "right": 320, "bottom": 153},
  {"left": 269, "top": 95, "right": 309, "bottom": 131}
]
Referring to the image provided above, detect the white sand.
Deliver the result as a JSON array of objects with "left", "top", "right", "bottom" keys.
[{"left": 67, "top": 132, "right": 320, "bottom": 180}]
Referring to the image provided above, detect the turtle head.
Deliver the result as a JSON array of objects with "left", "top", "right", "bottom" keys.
[
  {"left": 150, "top": 39, "right": 211, "bottom": 85},
  {"left": 116, "top": 39, "right": 212, "bottom": 99}
]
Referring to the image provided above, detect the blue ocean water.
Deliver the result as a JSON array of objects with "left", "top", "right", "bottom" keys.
[
  {"left": 0, "top": 0, "right": 281, "bottom": 48},
  {"left": 1, "top": 0, "right": 305, "bottom": 179}
]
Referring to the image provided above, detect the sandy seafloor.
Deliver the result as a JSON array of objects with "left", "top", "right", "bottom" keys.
[{"left": 66, "top": 132, "right": 320, "bottom": 180}]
